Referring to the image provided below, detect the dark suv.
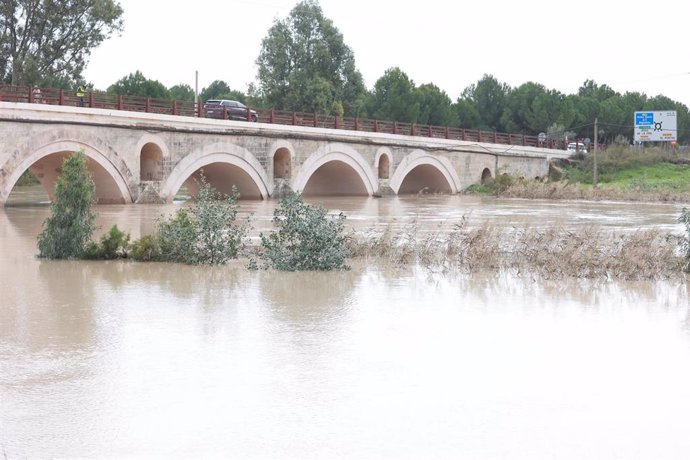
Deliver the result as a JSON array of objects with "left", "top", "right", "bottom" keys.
[{"left": 204, "top": 99, "right": 258, "bottom": 121}]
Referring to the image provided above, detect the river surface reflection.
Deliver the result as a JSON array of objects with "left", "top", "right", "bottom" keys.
[{"left": 2, "top": 189, "right": 690, "bottom": 459}]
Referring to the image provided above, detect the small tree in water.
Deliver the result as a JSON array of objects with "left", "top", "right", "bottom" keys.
[
  {"left": 37, "top": 152, "right": 97, "bottom": 259},
  {"left": 155, "top": 176, "right": 248, "bottom": 265},
  {"left": 259, "top": 193, "right": 350, "bottom": 271}
]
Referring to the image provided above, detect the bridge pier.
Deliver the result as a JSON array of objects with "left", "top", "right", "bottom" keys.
[
  {"left": 136, "top": 181, "right": 165, "bottom": 204},
  {"left": 272, "top": 178, "right": 293, "bottom": 199},
  {"left": 375, "top": 179, "right": 395, "bottom": 197}
]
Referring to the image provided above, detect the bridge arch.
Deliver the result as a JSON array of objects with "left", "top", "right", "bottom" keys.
[
  {"left": 3, "top": 140, "right": 133, "bottom": 205},
  {"left": 390, "top": 150, "right": 461, "bottom": 195},
  {"left": 293, "top": 143, "right": 377, "bottom": 196},
  {"left": 270, "top": 140, "right": 296, "bottom": 180},
  {"left": 136, "top": 134, "right": 169, "bottom": 181},
  {"left": 375, "top": 147, "right": 393, "bottom": 179},
  {"left": 161, "top": 142, "right": 270, "bottom": 201},
  {"left": 481, "top": 167, "right": 494, "bottom": 185}
]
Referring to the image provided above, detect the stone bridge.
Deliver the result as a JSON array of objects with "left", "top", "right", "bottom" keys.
[{"left": 0, "top": 102, "right": 568, "bottom": 206}]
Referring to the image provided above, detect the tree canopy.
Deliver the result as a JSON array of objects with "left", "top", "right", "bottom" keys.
[
  {"left": 0, "top": 0, "right": 124, "bottom": 86},
  {"left": 107, "top": 71, "right": 169, "bottom": 98},
  {"left": 255, "top": 0, "right": 366, "bottom": 116}
]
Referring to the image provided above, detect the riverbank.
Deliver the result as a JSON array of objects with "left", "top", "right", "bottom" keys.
[{"left": 467, "top": 145, "right": 690, "bottom": 203}]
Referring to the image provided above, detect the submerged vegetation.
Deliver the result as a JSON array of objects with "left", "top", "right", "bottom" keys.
[
  {"left": 36, "top": 152, "right": 690, "bottom": 279},
  {"left": 347, "top": 222, "right": 683, "bottom": 280}
]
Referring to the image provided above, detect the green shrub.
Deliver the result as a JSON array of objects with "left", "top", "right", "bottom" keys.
[
  {"left": 259, "top": 193, "right": 350, "bottom": 271},
  {"left": 156, "top": 177, "right": 248, "bottom": 265},
  {"left": 84, "top": 225, "right": 130, "bottom": 259},
  {"left": 157, "top": 207, "right": 198, "bottom": 263},
  {"left": 37, "top": 152, "right": 97, "bottom": 259},
  {"left": 129, "top": 234, "right": 161, "bottom": 261}
]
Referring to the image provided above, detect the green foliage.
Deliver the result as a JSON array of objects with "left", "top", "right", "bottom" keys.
[
  {"left": 259, "top": 193, "right": 350, "bottom": 271},
  {"left": 84, "top": 225, "right": 130, "bottom": 260},
  {"left": 255, "top": 0, "right": 366, "bottom": 116},
  {"left": 156, "top": 178, "right": 248, "bottom": 265},
  {"left": 367, "top": 67, "right": 419, "bottom": 122},
  {"left": 565, "top": 145, "right": 681, "bottom": 185},
  {"left": 416, "top": 83, "right": 458, "bottom": 126},
  {"left": 157, "top": 207, "right": 198, "bottom": 263},
  {"left": 107, "top": 71, "right": 170, "bottom": 98},
  {"left": 37, "top": 152, "right": 97, "bottom": 259},
  {"left": 169, "top": 83, "right": 195, "bottom": 101},
  {"left": 200, "top": 80, "right": 247, "bottom": 103},
  {"left": 16, "top": 169, "right": 39, "bottom": 186},
  {"left": 129, "top": 234, "right": 160, "bottom": 261},
  {"left": 461, "top": 74, "right": 509, "bottom": 131},
  {"left": 0, "top": 0, "right": 124, "bottom": 85}
]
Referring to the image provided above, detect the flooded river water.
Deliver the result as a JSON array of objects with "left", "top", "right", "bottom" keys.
[{"left": 2, "top": 188, "right": 690, "bottom": 459}]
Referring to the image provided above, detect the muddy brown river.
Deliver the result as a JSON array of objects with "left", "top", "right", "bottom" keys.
[{"left": 2, "top": 188, "right": 690, "bottom": 459}]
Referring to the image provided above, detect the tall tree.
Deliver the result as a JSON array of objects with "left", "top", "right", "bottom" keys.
[
  {"left": 37, "top": 151, "right": 96, "bottom": 259},
  {"left": 0, "top": 0, "right": 124, "bottom": 86},
  {"left": 366, "top": 67, "right": 419, "bottom": 123},
  {"left": 200, "top": 80, "right": 245, "bottom": 103},
  {"left": 169, "top": 83, "right": 194, "bottom": 101},
  {"left": 107, "top": 71, "right": 169, "bottom": 98},
  {"left": 461, "top": 74, "right": 509, "bottom": 131},
  {"left": 415, "top": 83, "right": 458, "bottom": 126},
  {"left": 255, "top": 0, "right": 366, "bottom": 115}
]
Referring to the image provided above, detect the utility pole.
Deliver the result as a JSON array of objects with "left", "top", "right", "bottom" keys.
[
  {"left": 195, "top": 71, "right": 199, "bottom": 104},
  {"left": 593, "top": 117, "right": 598, "bottom": 188}
]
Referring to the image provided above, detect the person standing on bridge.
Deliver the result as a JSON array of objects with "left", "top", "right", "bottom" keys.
[{"left": 76, "top": 85, "right": 86, "bottom": 107}]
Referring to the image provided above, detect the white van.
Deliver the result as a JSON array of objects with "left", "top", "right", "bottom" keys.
[{"left": 567, "top": 142, "right": 587, "bottom": 154}]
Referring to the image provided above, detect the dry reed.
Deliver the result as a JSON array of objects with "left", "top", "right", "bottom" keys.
[{"left": 346, "top": 222, "right": 685, "bottom": 280}]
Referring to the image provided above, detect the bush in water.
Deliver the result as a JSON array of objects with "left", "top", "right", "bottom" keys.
[
  {"left": 258, "top": 193, "right": 350, "bottom": 271},
  {"left": 154, "top": 177, "right": 248, "bottom": 265},
  {"left": 37, "top": 151, "right": 97, "bottom": 259},
  {"left": 84, "top": 225, "right": 131, "bottom": 260}
]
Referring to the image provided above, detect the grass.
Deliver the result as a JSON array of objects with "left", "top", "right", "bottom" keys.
[
  {"left": 466, "top": 144, "right": 690, "bottom": 202},
  {"left": 606, "top": 163, "right": 690, "bottom": 192}
]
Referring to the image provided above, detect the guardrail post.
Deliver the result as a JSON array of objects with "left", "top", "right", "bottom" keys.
[
  {"left": 411, "top": 123, "right": 415, "bottom": 136},
  {"left": 522, "top": 134, "right": 526, "bottom": 146},
  {"left": 393, "top": 121, "right": 398, "bottom": 135},
  {"left": 462, "top": 129, "right": 467, "bottom": 141},
  {"left": 172, "top": 100, "right": 178, "bottom": 115},
  {"left": 89, "top": 92, "right": 94, "bottom": 108},
  {"left": 478, "top": 131, "right": 482, "bottom": 143},
  {"left": 59, "top": 89, "right": 64, "bottom": 105},
  {"left": 118, "top": 94, "right": 123, "bottom": 111},
  {"left": 335, "top": 115, "right": 339, "bottom": 129},
  {"left": 445, "top": 127, "right": 449, "bottom": 139},
  {"left": 493, "top": 132, "right": 497, "bottom": 143},
  {"left": 355, "top": 118, "right": 359, "bottom": 130},
  {"left": 428, "top": 125, "right": 433, "bottom": 137},
  {"left": 246, "top": 107, "right": 251, "bottom": 121},
  {"left": 145, "top": 97, "right": 151, "bottom": 112},
  {"left": 313, "top": 113, "right": 318, "bottom": 127},
  {"left": 29, "top": 86, "right": 35, "bottom": 103},
  {"left": 291, "top": 112, "right": 296, "bottom": 125},
  {"left": 374, "top": 120, "right": 379, "bottom": 132},
  {"left": 270, "top": 109, "right": 275, "bottom": 124}
]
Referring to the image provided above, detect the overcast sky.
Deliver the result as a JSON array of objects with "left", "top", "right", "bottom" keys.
[{"left": 84, "top": 0, "right": 690, "bottom": 108}]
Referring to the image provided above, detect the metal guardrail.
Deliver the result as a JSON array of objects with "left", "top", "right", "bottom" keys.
[{"left": 0, "top": 84, "right": 570, "bottom": 150}]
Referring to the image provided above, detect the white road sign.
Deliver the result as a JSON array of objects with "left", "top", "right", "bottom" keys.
[{"left": 634, "top": 111, "right": 677, "bottom": 142}]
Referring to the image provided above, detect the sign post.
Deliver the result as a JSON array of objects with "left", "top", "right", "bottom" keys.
[{"left": 634, "top": 111, "right": 677, "bottom": 142}]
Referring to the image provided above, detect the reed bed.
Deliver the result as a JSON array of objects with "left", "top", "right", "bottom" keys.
[{"left": 346, "top": 222, "right": 685, "bottom": 280}]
